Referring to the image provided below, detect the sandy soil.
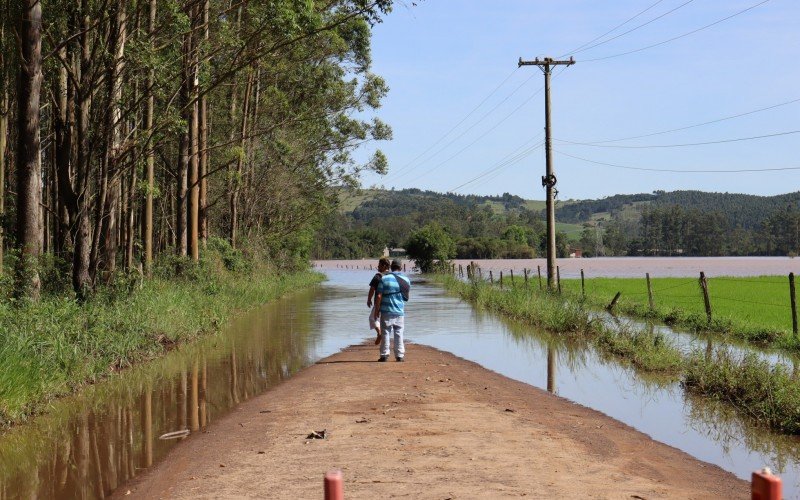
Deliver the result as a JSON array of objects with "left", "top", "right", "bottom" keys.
[{"left": 118, "top": 343, "right": 747, "bottom": 499}]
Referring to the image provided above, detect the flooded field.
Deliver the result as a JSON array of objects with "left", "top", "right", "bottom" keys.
[
  {"left": 315, "top": 256, "right": 800, "bottom": 278},
  {"left": 1, "top": 267, "right": 800, "bottom": 497}
]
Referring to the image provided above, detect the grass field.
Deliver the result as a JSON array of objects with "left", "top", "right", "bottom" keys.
[{"left": 557, "top": 275, "right": 797, "bottom": 348}]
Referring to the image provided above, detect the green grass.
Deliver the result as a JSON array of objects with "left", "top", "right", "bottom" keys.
[
  {"left": 685, "top": 350, "right": 800, "bottom": 435},
  {"left": 557, "top": 275, "right": 799, "bottom": 349},
  {"left": 555, "top": 222, "right": 585, "bottom": 241},
  {"left": 0, "top": 252, "right": 323, "bottom": 428}
]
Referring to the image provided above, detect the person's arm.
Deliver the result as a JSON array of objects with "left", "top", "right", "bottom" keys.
[
  {"left": 367, "top": 286, "right": 375, "bottom": 307},
  {"left": 374, "top": 278, "right": 383, "bottom": 312}
]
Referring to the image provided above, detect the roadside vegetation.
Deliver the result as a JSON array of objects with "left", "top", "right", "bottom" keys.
[
  {"left": 558, "top": 275, "right": 799, "bottom": 350},
  {"left": 435, "top": 273, "right": 800, "bottom": 436},
  {"left": 0, "top": 240, "right": 323, "bottom": 428}
]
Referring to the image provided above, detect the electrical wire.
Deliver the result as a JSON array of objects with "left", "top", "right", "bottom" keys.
[
  {"left": 561, "top": 97, "right": 800, "bottom": 145},
  {"left": 401, "top": 67, "right": 571, "bottom": 187},
  {"left": 449, "top": 138, "right": 545, "bottom": 193},
  {"left": 559, "top": 0, "right": 668, "bottom": 57},
  {"left": 555, "top": 149, "right": 800, "bottom": 173},
  {"left": 555, "top": 129, "right": 800, "bottom": 149},
  {"left": 383, "top": 68, "right": 521, "bottom": 181},
  {"left": 581, "top": 0, "right": 771, "bottom": 63},
  {"left": 567, "top": 0, "right": 695, "bottom": 56},
  {"left": 382, "top": 72, "right": 538, "bottom": 183}
]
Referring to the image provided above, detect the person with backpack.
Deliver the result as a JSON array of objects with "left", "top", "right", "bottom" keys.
[{"left": 374, "top": 259, "right": 411, "bottom": 362}]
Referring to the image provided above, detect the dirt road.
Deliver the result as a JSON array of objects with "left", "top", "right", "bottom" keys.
[{"left": 120, "top": 343, "right": 747, "bottom": 498}]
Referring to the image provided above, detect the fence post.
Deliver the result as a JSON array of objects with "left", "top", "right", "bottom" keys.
[
  {"left": 478, "top": 267, "right": 483, "bottom": 281},
  {"left": 646, "top": 272, "right": 655, "bottom": 311},
  {"left": 537, "top": 265, "right": 543, "bottom": 290},
  {"left": 556, "top": 266, "right": 562, "bottom": 294},
  {"left": 523, "top": 268, "right": 529, "bottom": 286},
  {"left": 580, "top": 269, "right": 585, "bottom": 299},
  {"left": 489, "top": 270, "right": 494, "bottom": 284},
  {"left": 790, "top": 272, "right": 798, "bottom": 337},
  {"left": 699, "top": 271, "right": 712, "bottom": 323},
  {"left": 499, "top": 271, "right": 504, "bottom": 288},
  {"left": 607, "top": 292, "right": 622, "bottom": 312},
  {"left": 510, "top": 269, "right": 515, "bottom": 287}
]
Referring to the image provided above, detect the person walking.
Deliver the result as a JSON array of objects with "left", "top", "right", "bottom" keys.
[
  {"left": 374, "top": 259, "right": 411, "bottom": 362},
  {"left": 367, "top": 258, "right": 390, "bottom": 345}
]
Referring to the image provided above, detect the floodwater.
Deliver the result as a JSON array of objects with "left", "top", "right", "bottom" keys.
[
  {"left": 317, "top": 256, "right": 800, "bottom": 278},
  {"left": 1, "top": 266, "right": 800, "bottom": 498}
]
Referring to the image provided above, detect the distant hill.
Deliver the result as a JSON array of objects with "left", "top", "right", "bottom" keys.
[
  {"left": 556, "top": 190, "right": 800, "bottom": 229},
  {"left": 315, "top": 187, "right": 800, "bottom": 259}
]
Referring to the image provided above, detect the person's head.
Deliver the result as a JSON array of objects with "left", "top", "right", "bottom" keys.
[
  {"left": 378, "top": 257, "right": 390, "bottom": 272},
  {"left": 390, "top": 259, "right": 402, "bottom": 272}
]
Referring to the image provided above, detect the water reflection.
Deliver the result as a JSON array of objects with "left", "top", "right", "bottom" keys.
[{"left": 0, "top": 287, "right": 323, "bottom": 499}]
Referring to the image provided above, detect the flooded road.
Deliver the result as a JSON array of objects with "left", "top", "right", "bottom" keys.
[{"left": 1, "top": 268, "right": 800, "bottom": 498}]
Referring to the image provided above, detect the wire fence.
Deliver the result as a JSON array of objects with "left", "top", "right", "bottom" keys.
[{"left": 451, "top": 262, "right": 799, "bottom": 336}]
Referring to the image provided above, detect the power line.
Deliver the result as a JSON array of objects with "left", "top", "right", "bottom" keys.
[
  {"left": 401, "top": 92, "right": 540, "bottom": 185},
  {"left": 449, "top": 137, "right": 545, "bottom": 193},
  {"left": 382, "top": 73, "right": 538, "bottom": 183},
  {"left": 581, "top": 0, "right": 771, "bottom": 63},
  {"left": 567, "top": 0, "right": 695, "bottom": 56},
  {"left": 384, "top": 68, "right": 521, "bottom": 181},
  {"left": 562, "top": 97, "right": 800, "bottom": 145},
  {"left": 559, "top": 0, "right": 668, "bottom": 57},
  {"left": 398, "top": 66, "right": 570, "bottom": 188},
  {"left": 555, "top": 149, "right": 800, "bottom": 173},
  {"left": 555, "top": 129, "right": 800, "bottom": 149}
]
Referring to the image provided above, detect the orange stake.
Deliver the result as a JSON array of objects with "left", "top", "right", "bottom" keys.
[
  {"left": 324, "top": 470, "right": 344, "bottom": 500},
  {"left": 752, "top": 468, "right": 781, "bottom": 500}
]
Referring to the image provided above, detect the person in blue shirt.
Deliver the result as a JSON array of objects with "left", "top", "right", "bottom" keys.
[{"left": 374, "top": 259, "right": 411, "bottom": 362}]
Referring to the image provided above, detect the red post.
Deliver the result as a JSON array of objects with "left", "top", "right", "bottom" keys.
[
  {"left": 324, "top": 470, "right": 344, "bottom": 500},
  {"left": 751, "top": 468, "right": 781, "bottom": 500}
]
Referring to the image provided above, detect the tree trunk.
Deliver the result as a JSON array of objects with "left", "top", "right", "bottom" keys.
[
  {"left": 187, "top": 3, "right": 199, "bottom": 261},
  {"left": 143, "top": 0, "right": 156, "bottom": 274},
  {"left": 0, "top": 87, "right": 7, "bottom": 273},
  {"left": 14, "top": 0, "right": 44, "bottom": 300},
  {"left": 72, "top": 6, "right": 93, "bottom": 298},
  {"left": 230, "top": 70, "right": 253, "bottom": 249},
  {"left": 198, "top": 0, "right": 209, "bottom": 247}
]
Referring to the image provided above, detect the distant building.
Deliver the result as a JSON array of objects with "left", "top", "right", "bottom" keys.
[
  {"left": 569, "top": 248, "right": 583, "bottom": 258},
  {"left": 389, "top": 247, "right": 406, "bottom": 257}
]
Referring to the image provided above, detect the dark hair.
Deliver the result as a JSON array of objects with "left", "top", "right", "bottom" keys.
[
  {"left": 378, "top": 257, "right": 391, "bottom": 268},
  {"left": 390, "top": 259, "right": 402, "bottom": 271}
]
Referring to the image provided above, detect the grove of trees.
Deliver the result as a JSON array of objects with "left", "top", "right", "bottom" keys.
[{"left": 1, "top": 0, "right": 393, "bottom": 301}]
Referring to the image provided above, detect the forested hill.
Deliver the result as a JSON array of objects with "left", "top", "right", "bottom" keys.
[
  {"left": 349, "top": 189, "right": 531, "bottom": 223},
  {"left": 556, "top": 190, "right": 800, "bottom": 229},
  {"left": 315, "top": 188, "right": 800, "bottom": 259}
]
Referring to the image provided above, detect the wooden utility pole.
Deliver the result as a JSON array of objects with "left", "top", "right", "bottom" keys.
[{"left": 518, "top": 56, "right": 574, "bottom": 290}]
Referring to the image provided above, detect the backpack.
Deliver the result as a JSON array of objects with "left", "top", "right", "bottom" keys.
[{"left": 393, "top": 272, "right": 411, "bottom": 302}]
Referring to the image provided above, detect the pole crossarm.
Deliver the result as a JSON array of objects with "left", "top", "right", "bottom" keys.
[{"left": 518, "top": 57, "right": 575, "bottom": 72}]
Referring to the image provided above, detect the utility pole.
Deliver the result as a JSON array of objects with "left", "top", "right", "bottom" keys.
[{"left": 518, "top": 56, "right": 574, "bottom": 290}]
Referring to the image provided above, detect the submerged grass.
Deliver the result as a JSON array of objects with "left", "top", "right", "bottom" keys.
[
  {"left": 436, "top": 274, "right": 684, "bottom": 374},
  {"left": 0, "top": 251, "right": 323, "bottom": 428},
  {"left": 436, "top": 273, "right": 800, "bottom": 435},
  {"left": 685, "top": 351, "right": 800, "bottom": 435},
  {"left": 558, "top": 275, "right": 798, "bottom": 350}
]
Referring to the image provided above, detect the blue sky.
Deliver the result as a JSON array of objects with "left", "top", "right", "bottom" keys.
[{"left": 357, "top": 0, "right": 800, "bottom": 201}]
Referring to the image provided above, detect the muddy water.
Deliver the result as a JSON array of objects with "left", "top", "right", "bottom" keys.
[
  {"left": 316, "top": 256, "right": 800, "bottom": 278},
  {"left": 2, "top": 269, "right": 800, "bottom": 498}
]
